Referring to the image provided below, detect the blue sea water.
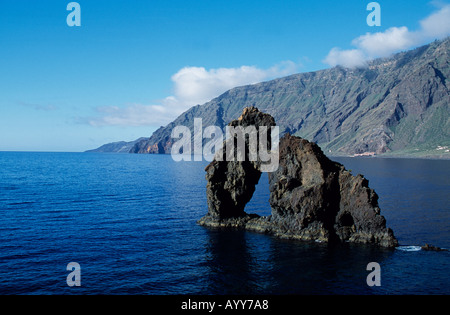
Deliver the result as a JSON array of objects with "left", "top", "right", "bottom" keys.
[{"left": 0, "top": 152, "right": 448, "bottom": 295}]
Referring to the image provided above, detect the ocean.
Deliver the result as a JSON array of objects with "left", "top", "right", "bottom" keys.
[{"left": 0, "top": 152, "right": 448, "bottom": 295}]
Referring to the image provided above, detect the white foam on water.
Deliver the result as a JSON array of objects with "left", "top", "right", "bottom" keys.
[{"left": 396, "top": 246, "right": 422, "bottom": 252}]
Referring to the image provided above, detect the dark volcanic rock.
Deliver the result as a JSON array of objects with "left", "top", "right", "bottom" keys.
[
  {"left": 198, "top": 107, "right": 398, "bottom": 248},
  {"left": 268, "top": 133, "right": 397, "bottom": 247},
  {"left": 421, "top": 244, "right": 448, "bottom": 251},
  {"left": 203, "top": 107, "right": 276, "bottom": 220}
]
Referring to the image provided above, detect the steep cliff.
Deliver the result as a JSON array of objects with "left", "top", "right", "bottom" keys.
[{"left": 130, "top": 37, "right": 449, "bottom": 158}]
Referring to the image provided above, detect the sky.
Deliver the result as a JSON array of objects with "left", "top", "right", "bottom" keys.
[{"left": 0, "top": 0, "right": 449, "bottom": 152}]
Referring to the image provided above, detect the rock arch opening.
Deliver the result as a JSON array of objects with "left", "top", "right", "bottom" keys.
[{"left": 244, "top": 173, "right": 272, "bottom": 218}]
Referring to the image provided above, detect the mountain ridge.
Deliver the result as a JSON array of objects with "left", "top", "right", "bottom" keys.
[{"left": 88, "top": 38, "right": 450, "bottom": 158}]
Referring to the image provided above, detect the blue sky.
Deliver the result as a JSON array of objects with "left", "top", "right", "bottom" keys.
[{"left": 0, "top": 0, "right": 449, "bottom": 151}]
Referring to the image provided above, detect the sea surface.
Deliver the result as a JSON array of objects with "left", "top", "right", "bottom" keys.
[{"left": 0, "top": 152, "right": 448, "bottom": 295}]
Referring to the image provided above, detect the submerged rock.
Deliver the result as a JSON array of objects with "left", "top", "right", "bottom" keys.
[
  {"left": 198, "top": 107, "right": 398, "bottom": 248},
  {"left": 421, "top": 244, "right": 448, "bottom": 252}
]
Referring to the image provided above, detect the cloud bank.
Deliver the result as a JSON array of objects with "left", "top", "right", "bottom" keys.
[
  {"left": 324, "top": 4, "right": 450, "bottom": 68},
  {"left": 88, "top": 61, "right": 299, "bottom": 127}
]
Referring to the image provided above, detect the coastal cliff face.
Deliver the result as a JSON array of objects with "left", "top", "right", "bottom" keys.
[
  {"left": 127, "top": 38, "right": 449, "bottom": 159},
  {"left": 198, "top": 107, "right": 398, "bottom": 248}
]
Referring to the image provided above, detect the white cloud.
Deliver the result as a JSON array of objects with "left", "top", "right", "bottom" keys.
[
  {"left": 88, "top": 61, "right": 300, "bottom": 127},
  {"left": 352, "top": 26, "right": 415, "bottom": 58},
  {"left": 170, "top": 61, "right": 299, "bottom": 108},
  {"left": 323, "top": 48, "right": 368, "bottom": 69},
  {"left": 324, "top": 4, "right": 450, "bottom": 68},
  {"left": 88, "top": 104, "right": 174, "bottom": 127},
  {"left": 419, "top": 4, "right": 450, "bottom": 39},
  {"left": 171, "top": 66, "right": 266, "bottom": 106}
]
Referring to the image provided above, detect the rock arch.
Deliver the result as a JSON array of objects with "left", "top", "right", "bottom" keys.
[{"left": 198, "top": 107, "right": 398, "bottom": 248}]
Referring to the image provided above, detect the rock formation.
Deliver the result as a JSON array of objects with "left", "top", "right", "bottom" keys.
[
  {"left": 198, "top": 107, "right": 398, "bottom": 248},
  {"left": 421, "top": 244, "right": 448, "bottom": 252},
  {"left": 202, "top": 107, "right": 276, "bottom": 220}
]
